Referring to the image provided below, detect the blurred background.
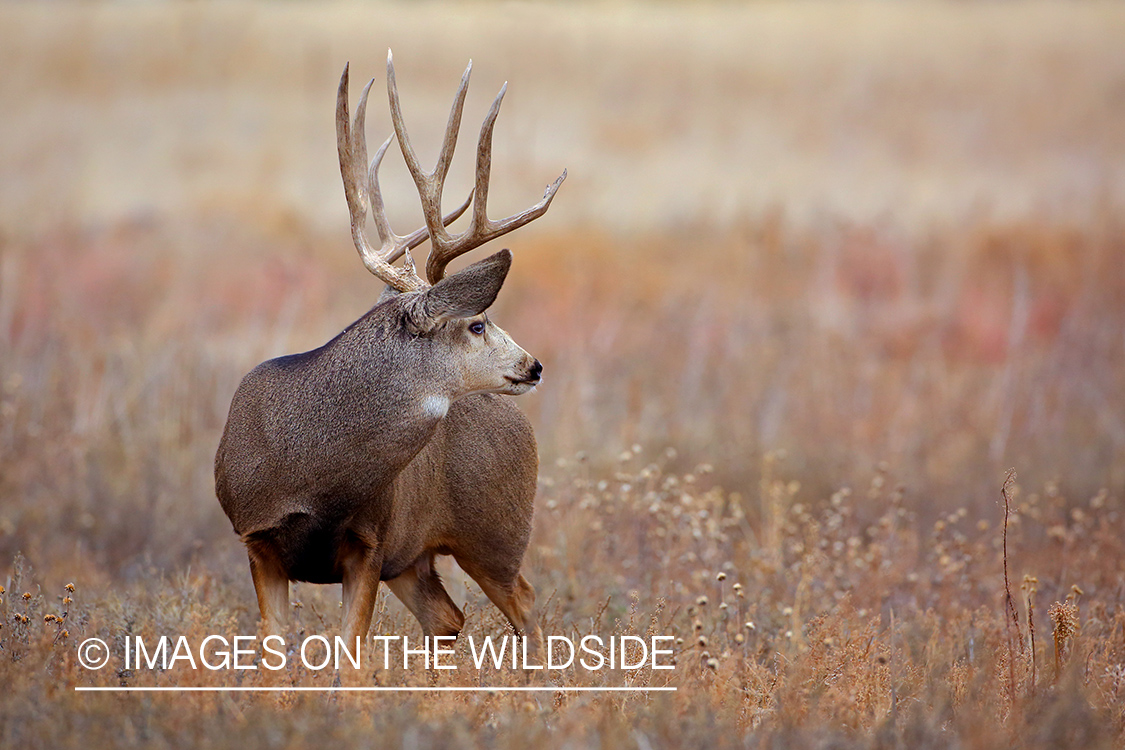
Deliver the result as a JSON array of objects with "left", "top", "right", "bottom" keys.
[{"left": 1, "top": 0, "right": 1123, "bottom": 579}]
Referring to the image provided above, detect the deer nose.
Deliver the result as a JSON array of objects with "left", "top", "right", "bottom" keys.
[{"left": 530, "top": 360, "right": 543, "bottom": 381}]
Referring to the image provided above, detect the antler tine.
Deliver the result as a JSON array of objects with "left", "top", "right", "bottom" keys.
[
  {"left": 366, "top": 133, "right": 397, "bottom": 247},
  {"left": 468, "top": 82, "right": 506, "bottom": 231},
  {"left": 337, "top": 64, "right": 426, "bottom": 292},
  {"left": 387, "top": 50, "right": 472, "bottom": 251},
  {"left": 436, "top": 60, "right": 473, "bottom": 185}
]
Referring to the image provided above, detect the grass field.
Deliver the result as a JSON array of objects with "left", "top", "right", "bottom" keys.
[{"left": 2, "top": 1, "right": 1125, "bottom": 747}]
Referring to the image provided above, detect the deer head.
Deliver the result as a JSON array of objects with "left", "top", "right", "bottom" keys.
[
  {"left": 389, "top": 248, "right": 544, "bottom": 419},
  {"left": 334, "top": 51, "right": 564, "bottom": 406}
]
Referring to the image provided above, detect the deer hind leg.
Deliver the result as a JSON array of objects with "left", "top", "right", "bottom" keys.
[
  {"left": 458, "top": 560, "right": 541, "bottom": 656},
  {"left": 246, "top": 539, "right": 290, "bottom": 636},
  {"left": 386, "top": 555, "right": 465, "bottom": 639}
]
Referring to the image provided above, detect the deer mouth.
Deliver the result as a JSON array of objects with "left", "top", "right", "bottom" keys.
[{"left": 506, "top": 375, "right": 541, "bottom": 387}]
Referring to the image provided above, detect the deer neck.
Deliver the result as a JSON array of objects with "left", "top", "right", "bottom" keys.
[{"left": 318, "top": 309, "right": 457, "bottom": 470}]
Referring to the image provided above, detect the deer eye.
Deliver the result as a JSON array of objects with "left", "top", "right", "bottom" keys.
[{"left": 469, "top": 321, "right": 486, "bottom": 335}]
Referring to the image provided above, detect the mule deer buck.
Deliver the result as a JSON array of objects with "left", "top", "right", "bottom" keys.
[{"left": 215, "top": 51, "right": 565, "bottom": 651}]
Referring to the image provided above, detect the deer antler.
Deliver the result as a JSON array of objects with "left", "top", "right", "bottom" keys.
[
  {"left": 386, "top": 50, "right": 567, "bottom": 284},
  {"left": 336, "top": 63, "right": 473, "bottom": 292}
]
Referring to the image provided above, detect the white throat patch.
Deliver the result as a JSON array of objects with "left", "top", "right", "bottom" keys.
[{"left": 421, "top": 395, "right": 450, "bottom": 419}]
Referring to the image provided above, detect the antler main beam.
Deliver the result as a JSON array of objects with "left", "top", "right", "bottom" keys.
[{"left": 386, "top": 50, "right": 567, "bottom": 284}]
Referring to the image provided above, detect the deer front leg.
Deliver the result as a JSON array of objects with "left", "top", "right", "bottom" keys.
[
  {"left": 341, "top": 545, "right": 384, "bottom": 645},
  {"left": 247, "top": 544, "right": 289, "bottom": 636}
]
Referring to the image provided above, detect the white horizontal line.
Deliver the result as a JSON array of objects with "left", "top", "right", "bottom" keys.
[{"left": 75, "top": 686, "right": 675, "bottom": 693}]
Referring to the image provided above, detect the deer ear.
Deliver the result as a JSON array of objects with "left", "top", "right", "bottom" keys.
[{"left": 418, "top": 249, "right": 512, "bottom": 325}]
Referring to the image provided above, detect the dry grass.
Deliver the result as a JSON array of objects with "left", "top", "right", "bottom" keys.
[{"left": 2, "top": 1, "right": 1125, "bottom": 748}]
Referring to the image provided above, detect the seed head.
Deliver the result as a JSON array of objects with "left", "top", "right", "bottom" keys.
[{"left": 1050, "top": 601, "right": 1079, "bottom": 641}]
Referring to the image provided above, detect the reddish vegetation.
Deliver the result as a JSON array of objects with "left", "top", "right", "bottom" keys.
[{"left": 1, "top": 215, "right": 1123, "bottom": 747}]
